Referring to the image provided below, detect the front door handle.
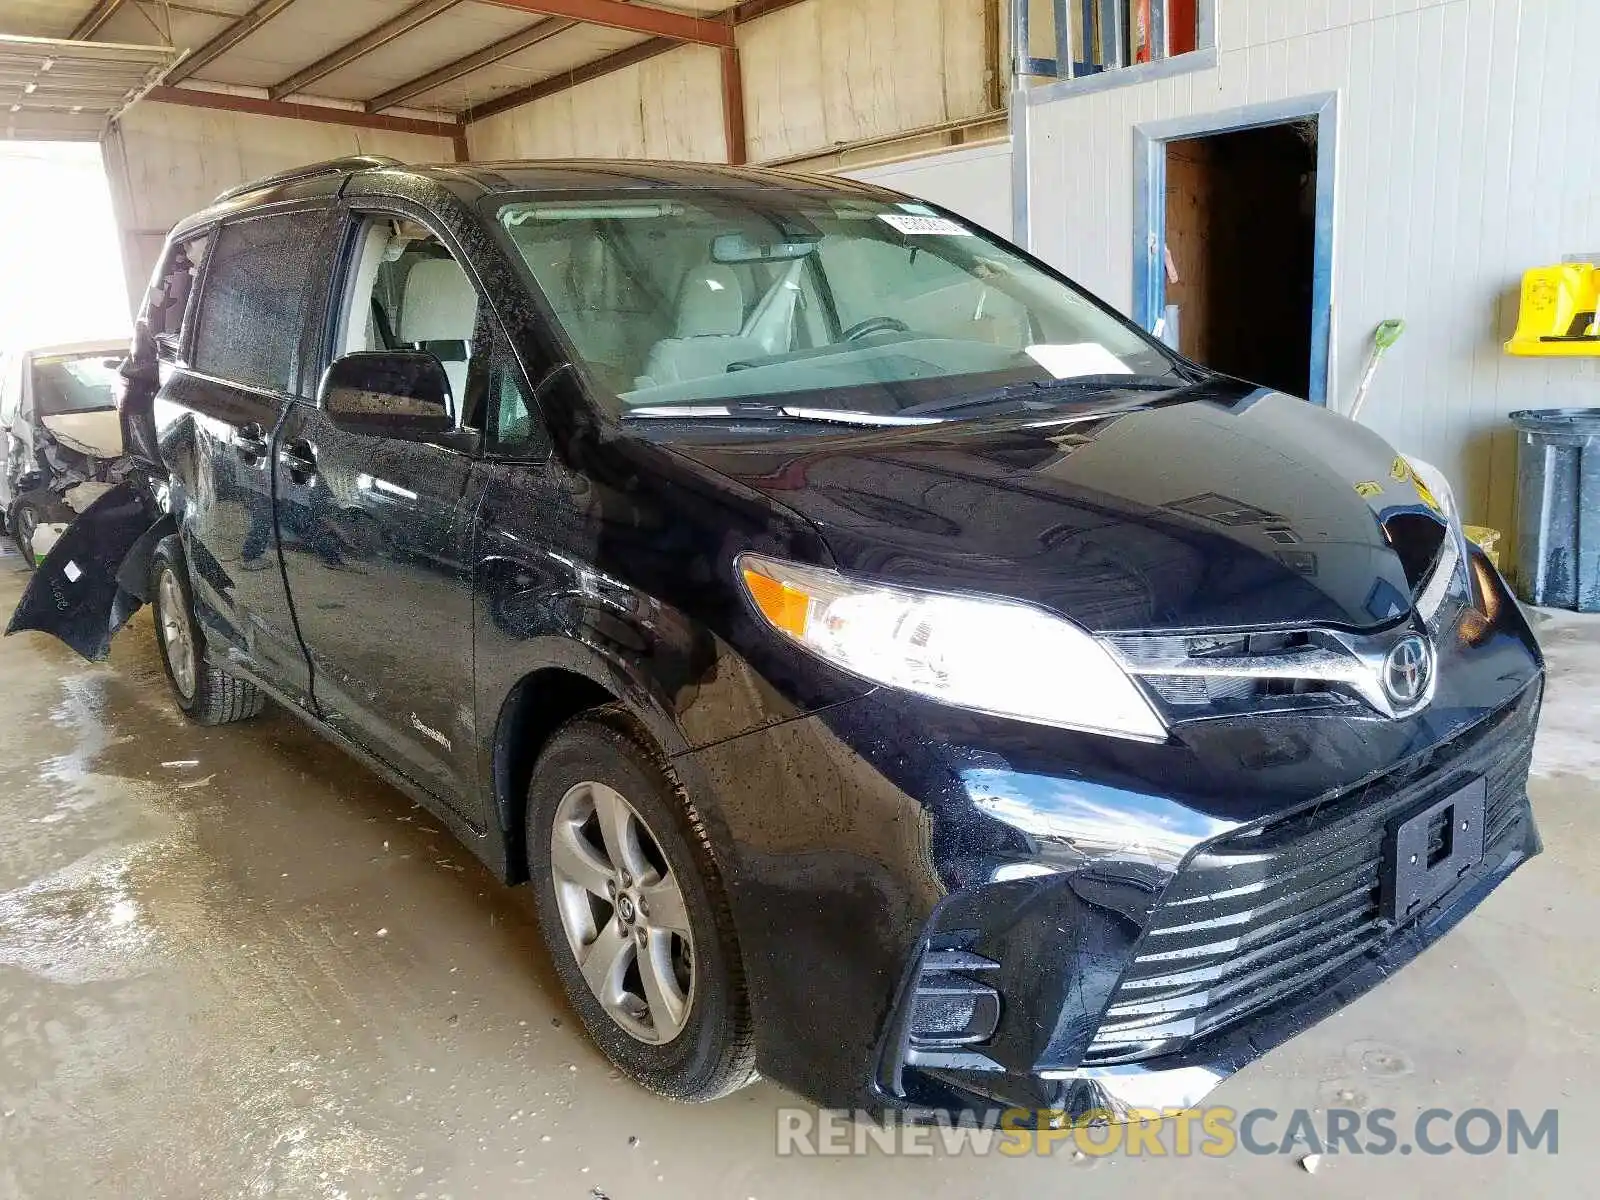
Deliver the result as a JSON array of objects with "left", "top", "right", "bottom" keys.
[
  {"left": 235, "top": 422, "right": 269, "bottom": 461},
  {"left": 279, "top": 438, "right": 317, "bottom": 483}
]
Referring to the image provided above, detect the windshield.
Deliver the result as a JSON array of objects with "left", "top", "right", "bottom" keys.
[
  {"left": 31, "top": 353, "right": 120, "bottom": 416},
  {"left": 494, "top": 191, "right": 1191, "bottom": 425}
]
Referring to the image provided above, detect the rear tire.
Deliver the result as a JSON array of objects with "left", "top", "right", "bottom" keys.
[
  {"left": 149, "top": 541, "right": 265, "bottom": 726},
  {"left": 526, "top": 709, "right": 756, "bottom": 1102}
]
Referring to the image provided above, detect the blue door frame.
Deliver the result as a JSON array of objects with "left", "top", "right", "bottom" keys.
[{"left": 1133, "top": 93, "right": 1338, "bottom": 406}]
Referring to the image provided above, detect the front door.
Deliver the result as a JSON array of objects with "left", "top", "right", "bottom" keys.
[{"left": 275, "top": 209, "right": 488, "bottom": 811}]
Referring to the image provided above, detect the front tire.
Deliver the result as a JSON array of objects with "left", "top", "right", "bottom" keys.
[
  {"left": 149, "top": 541, "right": 265, "bottom": 726},
  {"left": 10, "top": 499, "right": 43, "bottom": 569},
  {"left": 527, "top": 710, "right": 756, "bottom": 1101}
]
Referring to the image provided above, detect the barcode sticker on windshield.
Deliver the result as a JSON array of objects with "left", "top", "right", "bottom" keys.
[{"left": 878, "top": 214, "right": 972, "bottom": 237}]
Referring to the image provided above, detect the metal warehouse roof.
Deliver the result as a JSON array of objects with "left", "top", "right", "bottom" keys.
[{"left": 0, "top": 1, "right": 802, "bottom": 143}]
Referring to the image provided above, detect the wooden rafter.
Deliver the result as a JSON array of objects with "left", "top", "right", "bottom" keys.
[
  {"left": 268, "top": 0, "right": 467, "bottom": 100},
  {"left": 70, "top": 0, "right": 129, "bottom": 40},
  {"left": 720, "top": 46, "right": 745, "bottom": 165},
  {"left": 367, "top": 17, "right": 576, "bottom": 113},
  {"left": 729, "top": 0, "right": 810, "bottom": 22},
  {"left": 146, "top": 84, "right": 462, "bottom": 141},
  {"left": 164, "top": 0, "right": 301, "bottom": 84},
  {"left": 476, "top": 0, "right": 732, "bottom": 48},
  {"left": 462, "top": 36, "right": 676, "bottom": 122}
]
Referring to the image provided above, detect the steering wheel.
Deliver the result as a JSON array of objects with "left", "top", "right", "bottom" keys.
[{"left": 842, "top": 315, "right": 911, "bottom": 341}]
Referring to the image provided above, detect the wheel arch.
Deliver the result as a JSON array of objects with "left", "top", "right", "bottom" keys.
[{"left": 490, "top": 665, "right": 621, "bottom": 885}]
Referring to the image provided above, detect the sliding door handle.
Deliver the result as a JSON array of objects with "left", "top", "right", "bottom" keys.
[
  {"left": 278, "top": 439, "right": 317, "bottom": 483},
  {"left": 234, "top": 422, "right": 269, "bottom": 461}
]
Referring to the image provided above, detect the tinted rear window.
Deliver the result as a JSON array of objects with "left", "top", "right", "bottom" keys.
[{"left": 192, "top": 209, "right": 328, "bottom": 393}]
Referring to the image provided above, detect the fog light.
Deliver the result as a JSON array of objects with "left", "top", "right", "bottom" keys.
[{"left": 908, "top": 953, "right": 1001, "bottom": 1048}]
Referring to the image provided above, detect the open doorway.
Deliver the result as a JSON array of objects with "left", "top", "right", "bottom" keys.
[
  {"left": 1164, "top": 122, "right": 1317, "bottom": 397},
  {"left": 1134, "top": 95, "right": 1336, "bottom": 405},
  {"left": 0, "top": 142, "right": 129, "bottom": 349}
]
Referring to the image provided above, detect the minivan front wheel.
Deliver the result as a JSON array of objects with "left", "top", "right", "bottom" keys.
[
  {"left": 527, "top": 711, "right": 756, "bottom": 1101},
  {"left": 149, "top": 542, "right": 266, "bottom": 726},
  {"left": 10, "top": 499, "right": 44, "bottom": 569}
]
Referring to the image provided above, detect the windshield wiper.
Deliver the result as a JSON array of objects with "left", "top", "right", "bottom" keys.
[
  {"left": 624, "top": 403, "right": 941, "bottom": 427},
  {"left": 622, "top": 375, "right": 1193, "bottom": 427},
  {"left": 896, "top": 374, "right": 1193, "bottom": 419}
]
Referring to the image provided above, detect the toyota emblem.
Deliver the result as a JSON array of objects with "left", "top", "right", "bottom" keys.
[{"left": 1383, "top": 635, "right": 1434, "bottom": 707}]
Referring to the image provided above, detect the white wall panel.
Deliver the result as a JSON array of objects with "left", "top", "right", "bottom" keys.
[{"left": 1023, "top": 0, "right": 1600, "bottom": 538}]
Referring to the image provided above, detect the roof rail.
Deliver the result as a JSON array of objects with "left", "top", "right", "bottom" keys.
[{"left": 214, "top": 155, "right": 403, "bottom": 205}]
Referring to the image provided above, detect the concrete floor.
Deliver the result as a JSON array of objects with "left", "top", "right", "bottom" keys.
[{"left": 0, "top": 547, "right": 1595, "bottom": 1200}]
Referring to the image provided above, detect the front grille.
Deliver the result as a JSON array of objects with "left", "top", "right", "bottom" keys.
[
  {"left": 1102, "top": 527, "right": 1472, "bottom": 722},
  {"left": 1082, "top": 730, "right": 1534, "bottom": 1066},
  {"left": 1105, "top": 625, "right": 1416, "bottom": 720}
]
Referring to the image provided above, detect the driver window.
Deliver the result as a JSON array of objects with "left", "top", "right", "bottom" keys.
[{"left": 337, "top": 216, "right": 481, "bottom": 421}]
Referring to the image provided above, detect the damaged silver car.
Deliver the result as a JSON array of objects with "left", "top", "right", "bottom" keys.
[{"left": 0, "top": 339, "right": 134, "bottom": 567}]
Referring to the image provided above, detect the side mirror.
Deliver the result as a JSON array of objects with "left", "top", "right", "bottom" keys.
[{"left": 320, "top": 351, "right": 454, "bottom": 440}]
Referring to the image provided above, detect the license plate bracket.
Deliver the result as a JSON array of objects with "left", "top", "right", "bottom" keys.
[{"left": 1380, "top": 777, "right": 1487, "bottom": 924}]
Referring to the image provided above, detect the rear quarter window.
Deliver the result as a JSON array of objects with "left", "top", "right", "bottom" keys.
[{"left": 192, "top": 208, "right": 329, "bottom": 394}]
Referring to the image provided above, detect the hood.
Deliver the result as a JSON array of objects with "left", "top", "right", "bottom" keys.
[
  {"left": 40, "top": 411, "right": 123, "bottom": 459},
  {"left": 667, "top": 387, "right": 1435, "bottom": 633}
]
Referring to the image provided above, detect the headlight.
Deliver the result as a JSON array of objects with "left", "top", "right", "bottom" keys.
[
  {"left": 737, "top": 554, "right": 1168, "bottom": 741},
  {"left": 1400, "top": 455, "right": 1459, "bottom": 525},
  {"left": 1401, "top": 455, "right": 1472, "bottom": 623}
]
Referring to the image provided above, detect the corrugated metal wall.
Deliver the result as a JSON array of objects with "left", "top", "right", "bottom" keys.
[
  {"left": 467, "top": 0, "right": 998, "bottom": 166},
  {"left": 103, "top": 101, "right": 455, "bottom": 308},
  {"left": 1024, "top": 0, "right": 1600, "bottom": 538}
]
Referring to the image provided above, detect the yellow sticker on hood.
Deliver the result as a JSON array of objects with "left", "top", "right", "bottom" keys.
[
  {"left": 1355, "top": 481, "right": 1384, "bottom": 499},
  {"left": 1390, "top": 456, "right": 1444, "bottom": 514}
]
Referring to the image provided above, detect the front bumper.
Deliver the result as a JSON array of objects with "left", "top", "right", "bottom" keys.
[
  {"left": 675, "top": 556, "right": 1544, "bottom": 1116},
  {"left": 878, "top": 680, "right": 1540, "bottom": 1119}
]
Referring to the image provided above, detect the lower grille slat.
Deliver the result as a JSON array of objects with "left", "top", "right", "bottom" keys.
[{"left": 1083, "top": 718, "right": 1536, "bottom": 1067}]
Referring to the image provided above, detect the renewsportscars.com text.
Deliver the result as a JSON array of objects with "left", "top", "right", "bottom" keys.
[{"left": 775, "top": 1106, "right": 1559, "bottom": 1158}]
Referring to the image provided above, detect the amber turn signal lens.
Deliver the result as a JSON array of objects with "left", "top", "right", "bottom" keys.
[{"left": 742, "top": 567, "right": 810, "bottom": 637}]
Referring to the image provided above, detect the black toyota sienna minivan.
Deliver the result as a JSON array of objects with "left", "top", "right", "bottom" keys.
[{"left": 13, "top": 156, "right": 1543, "bottom": 1119}]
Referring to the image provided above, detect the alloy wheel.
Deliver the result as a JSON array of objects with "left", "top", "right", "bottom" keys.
[
  {"left": 14, "top": 505, "right": 36, "bottom": 565},
  {"left": 549, "top": 780, "right": 695, "bottom": 1044},
  {"left": 156, "top": 567, "right": 197, "bottom": 701}
]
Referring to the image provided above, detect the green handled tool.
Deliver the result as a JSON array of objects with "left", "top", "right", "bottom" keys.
[{"left": 1347, "top": 318, "right": 1406, "bottom": 422}]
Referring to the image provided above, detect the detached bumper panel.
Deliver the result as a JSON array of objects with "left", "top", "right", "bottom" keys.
[{"left": 6, "top": 480, "right": 154, "bottom": 661}]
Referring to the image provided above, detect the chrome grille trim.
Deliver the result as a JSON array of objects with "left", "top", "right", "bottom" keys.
[
  {"left": 1103, "top": 516, "right": 1473, "bottom": 719},
  {"left": 1104, "top": 626, "right": 1432, "bottom": 719}
]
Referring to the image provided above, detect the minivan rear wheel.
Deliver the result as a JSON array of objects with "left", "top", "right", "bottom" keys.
[
  {"left": 526, "top": 710, "right": 756, "bottom": 1101},
  {"left": 149, "top": 541, "right": 266, "bottom": 726}
]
